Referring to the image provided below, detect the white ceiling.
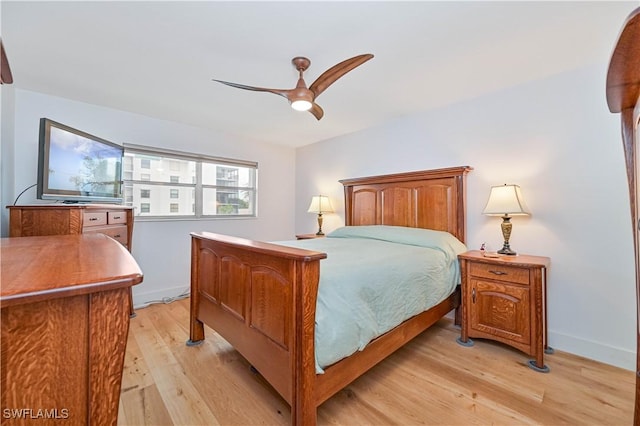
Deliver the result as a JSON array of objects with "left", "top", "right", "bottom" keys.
[{"left": 1, "top": 1, "right": 636, "bottom": 148}]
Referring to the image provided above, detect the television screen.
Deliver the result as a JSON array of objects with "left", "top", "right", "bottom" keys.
[{"left": 37, "top": 118, "right": 124, "bottom": 203}]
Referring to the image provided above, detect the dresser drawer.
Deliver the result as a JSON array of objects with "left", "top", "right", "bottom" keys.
[
  {"left": 83, "top": 225, "right": 128, "bottom": 246},
  {"left": 108, "top": 211, "right": 127, "bottom": 224},
  {"left": 83, "top": 212, "right": 108, "bottom": 227},
  {"left": 469, "top": 262, "right": 529, "bottom": 285}
]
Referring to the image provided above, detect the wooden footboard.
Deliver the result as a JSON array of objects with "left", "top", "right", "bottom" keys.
[
  {"left": 188, "top": 231, "right": 327, "bottom": 425},
  {"left": 189, "top": 231, "right": 461, "bottom": 426}
]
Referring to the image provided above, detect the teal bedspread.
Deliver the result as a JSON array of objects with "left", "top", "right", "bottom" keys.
[{"left": 275, "top": 225, "right": 467, "bottom": 374}]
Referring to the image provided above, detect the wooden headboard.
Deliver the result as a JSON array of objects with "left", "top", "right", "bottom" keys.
[{"left": 339, "top": 166, "right": 472, "bottom": 243}]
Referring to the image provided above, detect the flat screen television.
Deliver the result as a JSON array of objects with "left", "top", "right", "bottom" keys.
[{"left": 37, "top": 118, "right": 124, "bottom": 203}]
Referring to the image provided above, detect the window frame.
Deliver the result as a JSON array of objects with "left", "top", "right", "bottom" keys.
[{"left": 123, "top": 143, "right": 258, "bottom": 220}]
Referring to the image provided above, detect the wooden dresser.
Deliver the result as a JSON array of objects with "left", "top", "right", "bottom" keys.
[
  {"left": 7, "top": 204, "right": 136, "bottom": 315},
  {"left": 7, "top": 204, "right": 133, "bottom": 250},
  {"left": 0, "top": 233, "right": 143, "bottom": 425}
]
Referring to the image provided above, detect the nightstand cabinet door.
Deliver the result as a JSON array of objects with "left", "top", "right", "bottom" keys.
[{"left": 470, "top": 278, "right": 530, "bottom": 346}]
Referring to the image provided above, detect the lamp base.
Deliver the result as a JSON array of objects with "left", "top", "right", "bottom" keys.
[
  {"left": 497, "top": 245, "right": 517, "bottom": 256},
  {"left": 315, "top": 213, "right": 324, "bottom": 236},
  {"left": 498, "top": 215, "right": 517, "bottom": 255}
]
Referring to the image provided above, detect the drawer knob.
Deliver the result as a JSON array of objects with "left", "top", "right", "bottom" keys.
[
  {"left": 489, "top": 270, "right": 507, "bottom": 275},
  {"left": 113, "top": 216, "right": 121, "bottom": 219},
  {"left": 89, "top": 217, "right": 98, "bottom": 221},
  {"left": 113, "top": 234, "right": 121, "bottom": 238}
]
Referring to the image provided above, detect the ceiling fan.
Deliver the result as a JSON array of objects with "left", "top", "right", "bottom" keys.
[{"left": 212, "top": 53, "right": 374, "bottom": 120}]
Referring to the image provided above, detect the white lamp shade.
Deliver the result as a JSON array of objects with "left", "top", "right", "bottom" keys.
[
  {"left": 482, "top": 184, "right": 530, "bottom": 216},
  {"left": 307, "top": 195, "right": 334, "bottom": 213}
]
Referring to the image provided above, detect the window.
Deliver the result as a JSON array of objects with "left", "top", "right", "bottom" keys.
[{"left": 123, "top": 144, "right": 257, "bottom": 219}]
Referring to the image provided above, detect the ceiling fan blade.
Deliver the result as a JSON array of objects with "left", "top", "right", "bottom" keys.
[
  {"left": 308, "top": 103, "right": 324, "bottom": 120},
  {"left": 212, "top": 79, "right": 291, "bottom": 99},
  {"left": 309, "top": 54, "right": 373, "bottom": 98},
  {"left": 1, "top": 39, "right": 14, "bottom": 84}
]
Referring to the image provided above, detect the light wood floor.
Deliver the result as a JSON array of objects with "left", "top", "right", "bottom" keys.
[{"left": 118, "top": 298, "right": 634, "bottom": 425}]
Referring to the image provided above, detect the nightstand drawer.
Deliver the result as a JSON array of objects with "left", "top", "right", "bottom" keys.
[{"left": 469, "top": 262, "right": 529, "bottom": 285}]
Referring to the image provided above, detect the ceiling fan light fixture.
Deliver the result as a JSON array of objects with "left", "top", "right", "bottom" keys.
[
  {"left": 290, "top": 86, "right": 313, "bottom": 111},
  {"left": 291, "top": 99, "right": 312, "bottom": 111}
]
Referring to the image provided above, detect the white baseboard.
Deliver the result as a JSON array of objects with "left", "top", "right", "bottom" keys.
[
  {"left": 132, "top": 285, "right": 190, "bottom": 310},
  {"left": 548, "top": 330, "right": 636, "bottom": 372}
]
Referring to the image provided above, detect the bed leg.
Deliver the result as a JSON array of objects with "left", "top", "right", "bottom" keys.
[
  {"left": 453, "top": 285, "right": 462, "bottom": 326},
  {"left": 292, "top": 403, "right": 316, "bottom": 426},
  {"left": 187, "top": 318, "right": 205, "bottom": 346}
]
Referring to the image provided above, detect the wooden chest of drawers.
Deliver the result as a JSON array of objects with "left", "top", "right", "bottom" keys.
[
  {"left": 7, "top": 204, "right": 136, "bottom": 316},
  {"left": 8, "top": 204, "right": 134, "bottom": 251}
]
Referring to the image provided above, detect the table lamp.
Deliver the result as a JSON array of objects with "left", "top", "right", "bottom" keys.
[
  {"left": 482, "top": 184, "right": 530, "bottom": 255},
  {"left": 307, "top": 195, "right": 334, "bottom": 235}
]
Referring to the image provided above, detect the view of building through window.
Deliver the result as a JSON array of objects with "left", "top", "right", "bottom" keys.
[{"left": 122, "top": 147, "right": 256, "bottom": 218}]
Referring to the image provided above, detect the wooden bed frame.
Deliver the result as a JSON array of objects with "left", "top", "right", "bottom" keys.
[{"left": 188, "top": 166, "right": 472, "bottom": 425}]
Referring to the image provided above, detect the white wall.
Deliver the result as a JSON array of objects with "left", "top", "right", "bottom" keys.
[
  {"left": 295, "top": 63, "right": 636, "bottom": 371},
  {"left": 3, "top": 89, "right": 297, "bottom": 306},
  {"left": 0, "top": 84, "right": 16, "bottom": 237}
]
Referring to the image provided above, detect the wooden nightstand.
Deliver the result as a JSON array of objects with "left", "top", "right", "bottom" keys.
[
  {"left": 295, "top": 234, "right": 325, "bottom": 240},
  {"left": 456, "top": 250, "right": 552, "bottom": 372}
]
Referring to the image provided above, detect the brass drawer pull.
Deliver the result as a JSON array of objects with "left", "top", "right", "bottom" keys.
[
  {"left": 489, "top": 270, "right": 507, "bottom": 275},
  {"left": 89, "top": 217, "right": 98, "bottom": 221}
]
